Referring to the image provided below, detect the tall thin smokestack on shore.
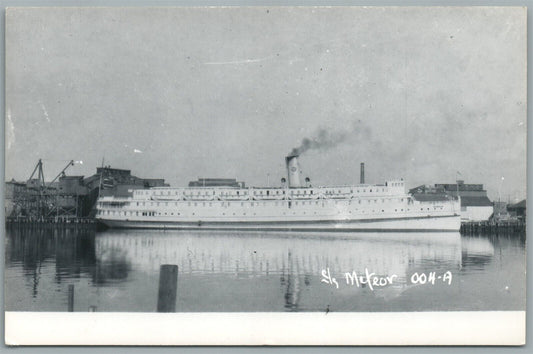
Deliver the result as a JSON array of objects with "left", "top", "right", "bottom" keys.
[
  {"left": 360, "top": 162, "right": 365, "bottom": 184},
  {"left": 286, "top": 155, "right": 301, "bottom": 188}
]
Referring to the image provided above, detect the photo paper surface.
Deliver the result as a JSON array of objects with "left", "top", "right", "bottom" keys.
[{"left": 4, "top": 6, "right": 527, "bottom": 345}]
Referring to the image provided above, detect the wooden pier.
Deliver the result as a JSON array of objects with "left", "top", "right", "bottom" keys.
[
  {"left": 460, "top": 220, "right": 525, "bottom": 236},
  {"left": 6, "top": 216, "right": 97, "bottom": 228}
]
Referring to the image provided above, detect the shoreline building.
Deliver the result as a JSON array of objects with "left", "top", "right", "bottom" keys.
[
  {"left": 507, "top": 199, "right": 526, "bottom": 221},
  {"left": 188, "top": 178, "right": 245, "bottom": 188},
  {"left": 5, "top": 165, "right": 168, "bottom": 219},
  {"left": 5, "top": 180, "right": 31, "bottom": 218},
  {"left": 84, "top": 166, "right": 167, "bottom": 197},
  {"left": 409, "top": 180, "right": 493, "bottom": 222}
]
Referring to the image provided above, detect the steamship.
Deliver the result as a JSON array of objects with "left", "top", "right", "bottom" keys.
[{"left": 95, "top": 155, "right": 461, "bottom": 232}]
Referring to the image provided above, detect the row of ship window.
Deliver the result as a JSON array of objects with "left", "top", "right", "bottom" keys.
[
  {"left": 97, "top": 207, "right": 439, "bottom": 217},
  {"left": 124, "top": 198, "right": 407, "bottom": 208},
  {"left": 138, "top": 188, "right": 392, "bottom": 197}
]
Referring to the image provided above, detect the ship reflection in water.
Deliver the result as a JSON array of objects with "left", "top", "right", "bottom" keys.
[{"left": 4, "top": 227, "right": 525, "bottom": 312}]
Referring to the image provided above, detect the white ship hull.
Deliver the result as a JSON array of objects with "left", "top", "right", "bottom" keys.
[
  {"left": 95, "top": 155, "right": 462, "bottom": 233},
  {"left": 97, "top": 214, "right": 460, "bottom": 232}
]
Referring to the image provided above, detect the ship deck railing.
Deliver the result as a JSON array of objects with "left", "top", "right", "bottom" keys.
[
  {"left": 98, "top": 193, "right": 434, "bottom": 204},
  {"left": 146, "top": 183, "right": 397, "bottom": 191}
]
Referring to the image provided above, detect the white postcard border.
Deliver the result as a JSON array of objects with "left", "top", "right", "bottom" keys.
[{"left": 5, "top": 311, "right": 526, "bottom": 346}]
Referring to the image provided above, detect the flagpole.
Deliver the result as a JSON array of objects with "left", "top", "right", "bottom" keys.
[
  {"left": 455, "top": 171, "right": 461, "bottom": 214},
  {"left": 98, "top": 168, "right": 104, "bottom": 199},
  {"left": 455, "top": 171, "right": 462, "bottom": 200},
  {"left": 456, "top": 173, "right": 458, "bottom": 200}
]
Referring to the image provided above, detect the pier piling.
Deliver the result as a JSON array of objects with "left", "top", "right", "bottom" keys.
[
  {"left": 157, "top": 264, "right": 178, "bottom": 312},
  {"left": 460, "top": 220, "right": 525, "bottom": 236},
  {"left": 68, "top": 284, "right": 74, "bottom": 312}
]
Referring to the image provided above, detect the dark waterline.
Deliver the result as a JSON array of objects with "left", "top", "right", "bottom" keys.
[{"left": 4, "top": 225, "right": 526, "bottom": 312}]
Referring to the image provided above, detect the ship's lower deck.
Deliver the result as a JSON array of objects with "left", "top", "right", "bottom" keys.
[{"left": 97, "top": 214, "right": 461, "bottom": 232}]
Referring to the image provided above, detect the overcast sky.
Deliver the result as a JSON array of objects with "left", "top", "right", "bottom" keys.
[{"left": 5, "top": 7, "right": 526, "bottom": 201}]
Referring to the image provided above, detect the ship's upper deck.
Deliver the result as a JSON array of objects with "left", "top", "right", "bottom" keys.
[{"left": 127, "top": 179, "right": 408, "bottom": 201}]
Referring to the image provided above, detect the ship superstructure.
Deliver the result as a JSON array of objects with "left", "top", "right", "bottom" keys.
[{"left": 96, "top": 155, "right": 461, "bottom": 231}]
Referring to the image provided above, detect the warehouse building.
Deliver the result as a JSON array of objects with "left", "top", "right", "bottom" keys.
[{"left": 410, "top": 180, "right": 493, "bottom": 221}]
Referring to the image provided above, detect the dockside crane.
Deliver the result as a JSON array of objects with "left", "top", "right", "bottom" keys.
[
  {"left": 25, "top": 159, "right": 48, "bottom": 218},
  {"left": 45, "top": 160, "right": 78, "bottom": 218},
  {"left": 20, "top": 159, "right": 79, "bottom": 219},
  {"left": 47, "top": 160, "right": 75, "bottom": 187},
  {"left": 27, "top": 159, "right": 46, "bottom": 188}
]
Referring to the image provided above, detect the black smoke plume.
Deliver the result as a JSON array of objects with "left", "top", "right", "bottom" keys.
[{"left": 289, "top": 121, "right": 368, "bottom": 156}]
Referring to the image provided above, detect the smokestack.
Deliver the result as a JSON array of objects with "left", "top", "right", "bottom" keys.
[
  {"left": 360, "top": 162, "right": 365, "bottom": 184},
  {"left": 286, "top": 155, "right": 301, "bottom": 188}
]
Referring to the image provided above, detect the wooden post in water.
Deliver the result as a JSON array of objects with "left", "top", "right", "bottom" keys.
[
  {"left": 68, "top": 284, "right": 74, "bottom": 312},
  {"left": 157, "top": 264, "right": 178, "bottom": 312}
]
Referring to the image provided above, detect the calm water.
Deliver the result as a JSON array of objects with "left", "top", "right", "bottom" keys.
[{"left": 4, "top": 225, "right": 526, "bottom": 312}]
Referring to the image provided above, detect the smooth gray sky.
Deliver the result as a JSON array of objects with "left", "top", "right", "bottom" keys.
[{"left": 5, "top": 7, "right": 526, "bottom": 201}]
